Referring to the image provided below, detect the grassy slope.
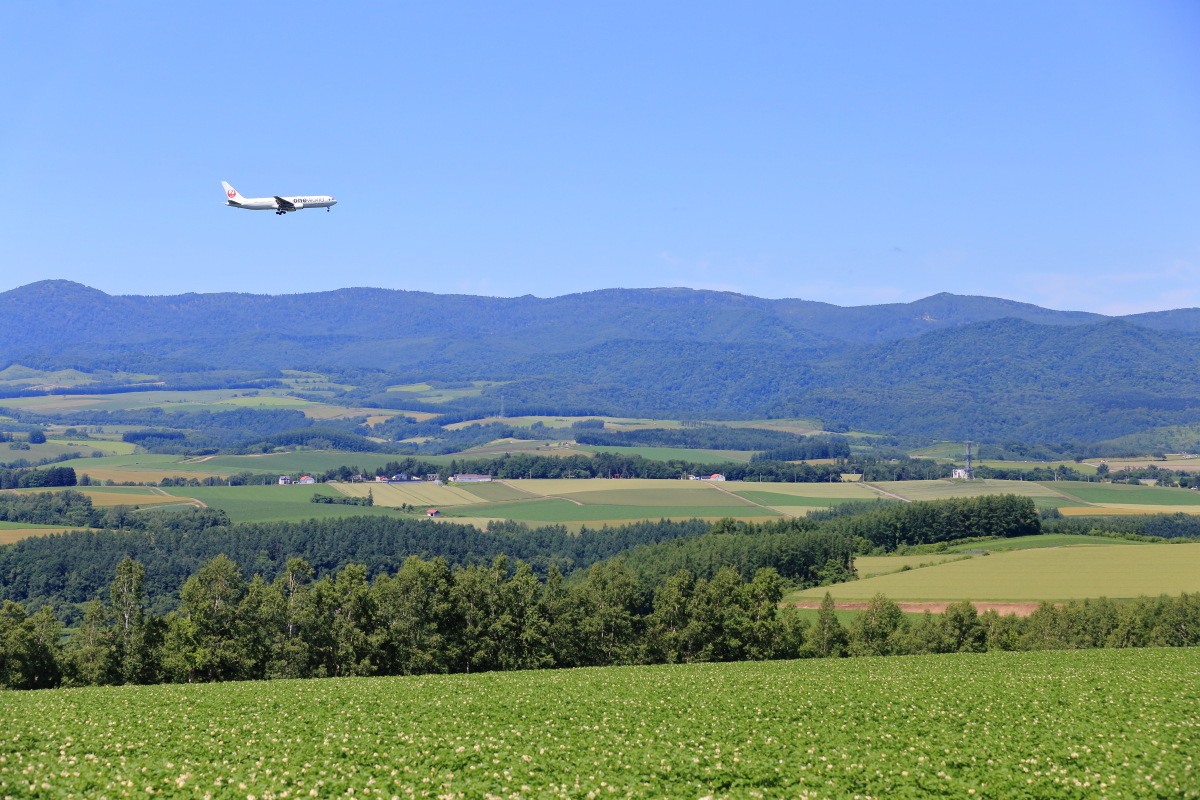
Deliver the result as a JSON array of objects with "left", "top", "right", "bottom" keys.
[
  {"left": 1, "top": 650, "right": 1194, "bottom": 799},
  {"left": 793, "top": 542, "right": 1200, "bottom": 602},
  {"left": 162, "top": 485, "right": 405, "bottom": 524}
]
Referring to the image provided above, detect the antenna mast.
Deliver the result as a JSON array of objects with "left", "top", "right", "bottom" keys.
[{"left": 964, "top": 440, "right": 975, "bottom": 479}]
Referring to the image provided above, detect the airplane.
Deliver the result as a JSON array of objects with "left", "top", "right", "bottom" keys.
[{"left": 221, "top": 181, "right": 337, "bottom": 215}]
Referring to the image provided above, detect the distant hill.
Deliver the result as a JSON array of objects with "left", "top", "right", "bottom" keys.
[{"left": 6, "top": 280, "right": 1200, "bottom": 441}]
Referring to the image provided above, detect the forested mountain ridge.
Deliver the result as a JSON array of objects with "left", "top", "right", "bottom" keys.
[
  {"left": 8, "top": 280, "right": 1200, "bottom": 441},
  {"left": 6, "top": 280, "right": 1194, "bottom": 363}
]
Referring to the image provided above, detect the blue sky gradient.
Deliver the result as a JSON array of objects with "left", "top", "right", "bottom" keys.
[{"left": 3, "top": 2, "right": 1199, "bottom": 313}]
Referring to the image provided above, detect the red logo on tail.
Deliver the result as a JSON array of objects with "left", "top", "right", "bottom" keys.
[{"left": 227, "top": 189, "right": 236, "bottom": 198}]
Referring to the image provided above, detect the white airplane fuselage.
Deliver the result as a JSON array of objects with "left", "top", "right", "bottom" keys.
[{"left": 221, "top": 182, "right": 337, "bottom": 214}]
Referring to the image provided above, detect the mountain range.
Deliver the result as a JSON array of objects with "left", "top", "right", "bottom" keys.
[{"left": 5, "top": 279, "right": 1200, "bottom": 443}]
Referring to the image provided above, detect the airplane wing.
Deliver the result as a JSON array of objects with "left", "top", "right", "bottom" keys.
[{"left": 273, "top": 196, "right": 296, "bottom": 210}]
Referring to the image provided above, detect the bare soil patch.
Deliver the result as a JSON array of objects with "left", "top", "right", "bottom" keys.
[{"left": 790, "top": 599, "right": 1043, "bottom": 617}]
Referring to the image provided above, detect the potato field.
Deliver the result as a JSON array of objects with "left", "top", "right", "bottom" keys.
[{"left": 1, "top": 648, "right": 1196, "bottom": 798}]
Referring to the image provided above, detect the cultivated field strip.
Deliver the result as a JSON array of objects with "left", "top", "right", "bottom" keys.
[
  {"left": 794, "top": 543, "right": 1200, "bottom": 601},
  {"left": 873, "top": 479, "right": 1065, "bottom": 502},
  {"left": 334, "top": 483, "right": 484, "bottom": 507},
  {"left": 0, "top": 649, "right": 1195, "bottom": 798}
]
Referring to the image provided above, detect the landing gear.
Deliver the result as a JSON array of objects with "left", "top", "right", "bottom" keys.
[{"left": 275, "top": 210, "right": 284, "bottom": 215}]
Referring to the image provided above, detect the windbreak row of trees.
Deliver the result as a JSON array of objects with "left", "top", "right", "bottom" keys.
[
  {"left": 824, "top": 495, "right": 1041, "bottom": 551},
  {"left": 2, "top": 556, "right": 1197, "bottom": 691},
  {"left": 0, "top": 465, "right": 78, "bottom": 490},
  {"left": 320, "top": 453, "right": 852, "bottom": 483},
  {"left": 807, "top": 592, "right": 1200, "bottom": 658},
  {"left": 572, "top": 427, "right": 828, "bottom": 452},
  {"left": 0, "top": 555, "right": 804, "bottom": 689},
  {"left": 1043, "top": 513, "right": 1200, "bottom": 541}
]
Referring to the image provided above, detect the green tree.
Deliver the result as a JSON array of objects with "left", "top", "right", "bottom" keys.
[
  {"left": 372, "top": 556, "right": 456, "bottom": 676},
  {"left": 804, "top": 592, "right": 848, "bottom": 658},
  {"left": 645, "top": 569, "right": 696, "bottom": 663},
  {"left": 109, "top": 556, "right": 155, "bottom": 682},
  {"left": 573, "top": 559, "right": 641, "bottom": 666},
  {"left": 316, "top": 563, "right": 375, "bottom": 677},
  {"left": 497, "top": 561, "right": 552, "bottom": 671},
  {"left": 850, "top": 594, "right": 907, "bottom": 657},
  {"left": 63, "top": 598, "right": 118, "bottom": 686},
  {"left": 173, "top": 554, "right": 247, "bottom": 681},
  {"left": 0, "top": 601, "right": 61, "bottom": 689},
  {"left": 265, "top": 558, "right": 316, "bottom": 679},
  {"left": 943, "top": 601, "right": 986, "bottom": 653}
]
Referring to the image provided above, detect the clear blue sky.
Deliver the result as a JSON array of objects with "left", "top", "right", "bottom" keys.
[{"left": 3, "top": 2, "right": 1199, "bottom": 314}]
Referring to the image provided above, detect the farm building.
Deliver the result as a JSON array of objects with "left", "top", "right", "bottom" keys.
[
  {"left": 699, "top": 473, "right": 726, "bottom": 482},
  {"left": 278, "top": 476, "right": 293, "bottom": 485},
  {"left": 426, "top": 509, "right": 440, "bottom": 517},
  {"left": 452, "top": 474, "right": 492, "bottom": 483},
  {"left": 297, "top": 475, "right": 316, "bottom": 485}
]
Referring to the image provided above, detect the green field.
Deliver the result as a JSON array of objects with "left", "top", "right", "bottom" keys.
[
  {"left": 853, "top": 553, "right": 967, "bottom": 576},
  {"left": 0, "top": 387, "right": 322, "bottom": 413},
  {"left": 162, "top": 485, "right": 405, "bottom": 523},
  {"left": 74, "top": 451, "right": 408, "bottom": 479},
  {"left": 1, "top": 649, "right": 1194, "bottom": 798},
  {"left": 793, "top": 542, "right": 1200, "bottom": 602},
  {"left": 440, "top": 499, "right": 775, "bottom": 523},
  {"left": 0, "top": 520, "right": 69, "bottom": 530},
  {"left": 975, "top": 459, "right": 1101, "bottom": 475},
  {"left": 734, "top": 490, "right": 870, "bottom": 507},
  {"left": 871, "top": 478, "right": 1067, "bottom": 502},
  {"left": 1, "top": 437, "right": 135, "bottom": 462},
  {"left": 572, "top": 444, "right": 757, "bottom": 463},
  {"left": 1054, "top": 480, "right": 1200, "bottom": 506},
  {"left": 946, "top": 533, "right": 1147, "bottom": 552}
]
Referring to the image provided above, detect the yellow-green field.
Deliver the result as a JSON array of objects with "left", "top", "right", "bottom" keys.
[
  {"left": 334, "top": 482, "right": 492, "bottom": 507},
  {"left": 12, "top": 487, "right": 189, "bottom": 507},
  {"left": 327, "top": 478, "right": 870, "bottom": 525},
  {"left": 0, "top": 523, "right": 96, "bottom": 545},
  {"left": 792, "top": 543, "right": 1200, "bottom": 602},
  {"left": 0, "top": 387, "right": 399, "bottom": 422},
  {"left": 852, "top": 553, "right": 967, "bottom": 577},
  {"left": 870, "top": 479, "right": 1065, "bottom": 501}
]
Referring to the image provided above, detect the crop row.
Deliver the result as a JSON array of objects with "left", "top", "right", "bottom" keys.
[{"left": 1, "top": 647, "right": 1196, "bottom": 798}]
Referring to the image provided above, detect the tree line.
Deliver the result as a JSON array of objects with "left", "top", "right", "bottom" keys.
[
  {"left": 823, "top": 494, "right": 1041, "bottom": 551},
  {"left": 0, "top": 465, "right": 78, "bottom": 490},
  {"left": 1, "top": 555, "right": 1196, "bottom": 691},
  {"left": 801, "top": 591, "right": 1200, "bottom": 658},
  {"left": 0, "top": 496, "right": 1041, "bottom": 623}
]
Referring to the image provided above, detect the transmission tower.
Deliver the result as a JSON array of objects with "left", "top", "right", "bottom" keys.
[{"left": 964, "top": 440, "right": 975, "bottom": 480}]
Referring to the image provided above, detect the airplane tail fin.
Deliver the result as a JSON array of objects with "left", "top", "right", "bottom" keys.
[{"left": 221, "top": 181, "right": 245, "bottom": 203}]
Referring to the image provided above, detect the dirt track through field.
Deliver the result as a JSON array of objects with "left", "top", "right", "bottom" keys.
[
  {"left": 861, "top": 483, "right": 911, "bottom": 502},
  {"left": 790, "top": 599, "right": 1044, "bottom": 617},
  {"left": 703, "top": 482, "right": 795, "bottom": 517},
  {"left": 497, "top": 480, "right": 585, "bottom": 505}
]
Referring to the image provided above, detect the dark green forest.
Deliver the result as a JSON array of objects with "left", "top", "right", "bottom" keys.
[{"left": 0, "top": 495, "right": 1035, "bottom": 620}]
